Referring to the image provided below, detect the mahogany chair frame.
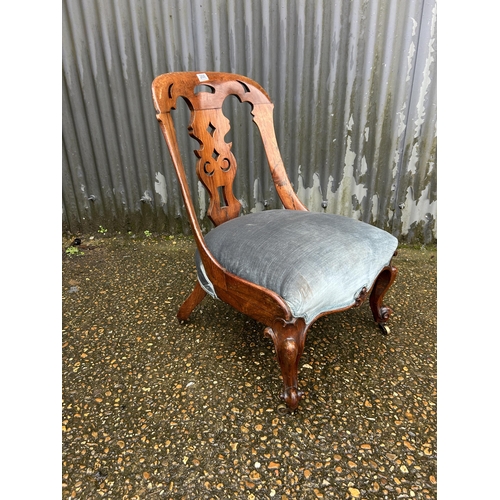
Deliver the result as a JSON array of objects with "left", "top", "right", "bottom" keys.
[{"left": 152, "top": 71, "right": 397, "bottom": 411}]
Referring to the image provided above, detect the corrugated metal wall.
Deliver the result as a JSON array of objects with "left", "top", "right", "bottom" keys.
[{"left": 62, "top": 0, "right": 437, "bottom": 243}]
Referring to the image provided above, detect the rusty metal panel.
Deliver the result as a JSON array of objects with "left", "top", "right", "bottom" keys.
[{"left": 63, "top": 0, "right": 437, "bottom": 243}]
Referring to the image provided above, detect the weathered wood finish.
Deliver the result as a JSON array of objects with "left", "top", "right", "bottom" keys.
[{"left": 152, "top": 71, "right": 397, "bottom": 411}]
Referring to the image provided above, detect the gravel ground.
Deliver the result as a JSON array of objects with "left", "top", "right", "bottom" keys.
[{"left": 62, "top": 233, "right": 436, "bottom": 499}]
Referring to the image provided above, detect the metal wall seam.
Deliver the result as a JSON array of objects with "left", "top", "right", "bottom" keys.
[{"left": 62, "top": 0, "right": 437, "bottom": 243}]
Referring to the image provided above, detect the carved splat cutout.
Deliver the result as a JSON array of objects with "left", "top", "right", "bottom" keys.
[
  {"left": 194, "top": 84, "right": 216, "bottom": 95},
  {"left": 207, "top": 122, "right": 216, "bottom": 136},
  {"left": 188, "top": 107, "right": 241, "bottom": 225},
  {"left": 217, "top": 186, "right": 228, "bottom": 207},
  {"left": 152, "top": 71, "right": 307, "bottom": 226},
  {"left": 237, "top": 80, "right": 251, "bottom": 93}
]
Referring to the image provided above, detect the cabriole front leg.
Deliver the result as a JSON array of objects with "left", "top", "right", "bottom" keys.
[
  {"left": 369, "top": 265, "right": 398, "bottom": 330},
  {"left": 264, "top": 318, "right": 308, "bottom": 411}
]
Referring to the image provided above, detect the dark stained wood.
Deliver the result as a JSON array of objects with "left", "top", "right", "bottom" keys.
[
  {"left": 151, "top": 71, "right": 398, "bottom": 411},
  {"left": 264, "top": 318, "right": 308, "bottom": 410},
  {"left": 369, "top": 265, "right": 398, "bottom": 324}
]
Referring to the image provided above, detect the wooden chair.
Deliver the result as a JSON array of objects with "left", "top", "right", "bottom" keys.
[{"left": 151, "top": 71, "right": 398, "bottom": 411}]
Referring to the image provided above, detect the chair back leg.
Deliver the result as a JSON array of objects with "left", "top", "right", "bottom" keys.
[{"left": 177, "top": 281, "right": 207, "bottom": 321}]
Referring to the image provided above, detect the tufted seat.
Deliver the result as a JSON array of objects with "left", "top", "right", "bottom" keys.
[{"left": 197, "top": 210, "right": 398, "bottom": 323}]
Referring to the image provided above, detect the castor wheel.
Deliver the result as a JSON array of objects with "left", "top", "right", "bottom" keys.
[
  {"left": 277, "top": 403, "right": 290, "bottom": 415},
  {"left": 378, "top": 323, "right": 390, "bottom": 335},
  {"left": 277, "top": 403, "right": 298, "bottom": 415}
]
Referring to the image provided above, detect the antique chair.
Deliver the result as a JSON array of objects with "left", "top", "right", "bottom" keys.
[{"left": 151, "top": 71, "right": 398, "bottom": 411}]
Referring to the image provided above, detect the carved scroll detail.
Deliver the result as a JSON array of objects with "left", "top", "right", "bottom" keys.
[
  {"left": 369, "top": 266, "right": 398, "bottom": 324},
  {"left": 189, "top": 108, "right": 241, "bottom": 225},
  {"left": 264, "top": 318, "right": 308, "bottom": 410},
  {"left": 354, "top": 287, "right": 368, "bottom": 307}
]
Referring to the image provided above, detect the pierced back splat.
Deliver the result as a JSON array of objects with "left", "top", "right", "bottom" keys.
[
  {"left": 152, "top": 72, "right": 276, "bottom": 227},
  {"left": 189, "top": 108, "right": 240, "bottom": 225},
  {"left": 152, "top": 72, "right": 307, "bottom": 235}
]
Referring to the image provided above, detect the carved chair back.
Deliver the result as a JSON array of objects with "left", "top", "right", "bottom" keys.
[{"left": 151, "top": 71, "right": 306, "bottom": 233}]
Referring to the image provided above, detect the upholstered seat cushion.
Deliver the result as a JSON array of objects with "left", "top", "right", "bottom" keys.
[{"left": 196, "top": 210, "right": 398, "bottom": 324}]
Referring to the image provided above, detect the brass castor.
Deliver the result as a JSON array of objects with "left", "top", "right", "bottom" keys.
[{"left": 378, "top": 323, "right": 390, "bottom": 335}]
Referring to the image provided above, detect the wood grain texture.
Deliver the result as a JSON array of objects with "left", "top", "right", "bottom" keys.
[{"left": 152, "top": 71, "right": 398, "bottom": 410}]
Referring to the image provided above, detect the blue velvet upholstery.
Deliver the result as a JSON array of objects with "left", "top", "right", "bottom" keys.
[{"left": 196, "top": 210, "right": 398, "bottom": 324}]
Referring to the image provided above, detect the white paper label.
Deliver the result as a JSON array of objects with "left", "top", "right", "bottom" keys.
[{"left": 196, "top": 73, "right": 209, "bottom": 82}]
